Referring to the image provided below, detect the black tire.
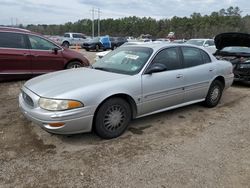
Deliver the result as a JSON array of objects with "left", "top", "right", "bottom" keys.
[
  {"left": 66, "top": 61, "right": 82, "bottom": 69},
  {"left": 94, "top": 98, "right": 131, "bottom": 139},
  {"left": 62, "top": 41, "right": 70, "bottom": 48},
  {"left": 95, "top": 45, "right": 100, "bottom": 52},
  {"left": 204, "top": 80, "right": 223, "bottom": 108}
]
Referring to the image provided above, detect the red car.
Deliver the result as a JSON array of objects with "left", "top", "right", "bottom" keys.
[{"left": 0, "top": 27, "right": 90, "bottom": 81}]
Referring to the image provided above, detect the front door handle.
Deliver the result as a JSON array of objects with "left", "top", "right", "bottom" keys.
[{"left": 176, "top": 74, "right": 183, "bottom": 79}]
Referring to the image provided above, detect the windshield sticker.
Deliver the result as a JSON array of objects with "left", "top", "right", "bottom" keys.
[
  {"left": 125, "top": 54, "right": 139, "bottom": 60},
  {"left": 131, "top": 66, "right": 138, "bottom": 71}
]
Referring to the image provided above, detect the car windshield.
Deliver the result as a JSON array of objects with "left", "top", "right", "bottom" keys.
[
  {"left": 186, "top": 39, "right": 205, "bottom": 46},
  {"left": 92, "top": 46, "right": 153, "bottom": 75},
  {"left": 221, "top": 46, "right": 250, "bottom": 54}
]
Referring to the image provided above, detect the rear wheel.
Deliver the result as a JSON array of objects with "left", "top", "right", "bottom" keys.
[
  {"left": 204, "top": 80, "right": 223, "bottom": 107},
  {"left": 66, "top": 61, "right": 82, "bottom": 69},
  {"left": 94, "top": 98, "right": 131, "bottom": 139}
]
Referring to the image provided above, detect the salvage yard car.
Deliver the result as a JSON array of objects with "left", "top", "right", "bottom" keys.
[
  {"left": 214, "top": 32, "right": 250, "bottom": 82},
  {"left": 60, "top": 32, "right": 89, "bottom": 48},
  {"left": 186, "top": 38, "right": 216, "bottom": 54},
  {"left": 0, "top": 27, "right": 90, "bottom": 81},
  {"left": 82, "top": 36, "right": 111, "bottom": 51},
  {"left": 19, "top": 43, "right": 234, "bottom": 139}
]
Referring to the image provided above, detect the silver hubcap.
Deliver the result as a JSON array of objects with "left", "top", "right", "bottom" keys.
[
  {"left": 104, "top": 105, "right": 125, "bottom": 131},
  {"left": 70, "top": 64, "right": 81, "bottom": 68},
  {"left": 211, "top": 87, "right": 220, "bottom": 102}
]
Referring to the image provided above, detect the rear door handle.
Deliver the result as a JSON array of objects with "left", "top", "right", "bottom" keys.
[{"left": 176, "top": 74, "right": 183, "bottom": 79}]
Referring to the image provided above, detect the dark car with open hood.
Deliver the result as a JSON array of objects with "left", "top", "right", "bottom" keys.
[{"left": 214, "top": 32, "right": 250, "bottom": 82}]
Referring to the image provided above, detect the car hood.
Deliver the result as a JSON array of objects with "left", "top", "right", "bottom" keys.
[
  {"left": 24, "top": 68, "right": 129, "bottom": 97},
  {"left": 214, "top": 32, "right": 250, "bottom": 50}
]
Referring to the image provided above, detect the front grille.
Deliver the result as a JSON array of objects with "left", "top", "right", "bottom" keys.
[{"left": 22, "top": 91, "right": 34, "bottom": 107}]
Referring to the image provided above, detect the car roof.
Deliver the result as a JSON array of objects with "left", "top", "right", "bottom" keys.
[
  {"left": 187, "top": 38, "right": 213, "bottom": 41},
  {"left": 65, "top": 32, "right": 85, "bottom": 35},
  {"left": 0, "top": 26, "right": 31, "bottom": 33},
  {"left": 121, "top": 42, "right": 204, "bottom": 51}
]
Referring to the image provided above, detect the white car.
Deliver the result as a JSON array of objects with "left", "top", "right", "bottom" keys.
[{"left": 186, "top": 39, "right": 216, "bottom": 54}]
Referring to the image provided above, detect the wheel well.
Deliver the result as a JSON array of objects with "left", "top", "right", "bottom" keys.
[
  {"left": 94, "top": 94, "right": 138, "bottom": 121},
  {"left": 64, "top": 59, "right": 86, "bottom": 69},
  {"left": 62, "top": 41, "right": 69, "bottom": 44},
  {"left": 213, "top": 76, "right": 225, "bottom": 89}
]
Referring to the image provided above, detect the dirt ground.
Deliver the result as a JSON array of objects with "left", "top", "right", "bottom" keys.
[{"left": 0, "top": 50, "right": 250, "bottom": 187}]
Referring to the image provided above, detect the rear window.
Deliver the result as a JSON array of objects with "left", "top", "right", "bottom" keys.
[{"left": 0, "top": 32, "right": 26, "bottom": 49}]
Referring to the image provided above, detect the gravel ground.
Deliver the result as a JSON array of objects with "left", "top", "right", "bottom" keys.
[{"left": 0, "top": 50, "right": 250, "bottom": 187}]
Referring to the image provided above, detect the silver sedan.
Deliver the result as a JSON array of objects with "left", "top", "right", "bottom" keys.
[{"left": 19, "top": 43, "right": 234, "bottom": 139}]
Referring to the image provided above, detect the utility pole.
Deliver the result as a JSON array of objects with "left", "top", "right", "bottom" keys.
[
  {"left": 97, "top": 8, "right": 100, "bottom": 37},
  {"left": 92, "top": 7, "right": 95, "bottom": 38},
  {"left": 91, "top": 8, "right": 101, "bottom": 38}
]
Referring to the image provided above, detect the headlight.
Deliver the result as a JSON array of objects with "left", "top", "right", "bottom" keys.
[{"left": 39, "top": 98, "right": 83, "bottom": 111}]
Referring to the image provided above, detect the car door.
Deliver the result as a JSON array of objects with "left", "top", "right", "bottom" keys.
[
  {"left": 141, "top": 47, "right": 185, "bottom": 115},
  {"left": 0, "top": 32, "right": 32, "bottom": 79},
  {"left": 27, "top": 34, "right": 64, "bottom": 74},
  {"left": 180, "top": 46, "right": 215, "bottom": 102}
]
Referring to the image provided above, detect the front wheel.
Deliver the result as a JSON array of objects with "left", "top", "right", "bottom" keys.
[
  {"left": 204, "top": 80, "right": 223, "bottom": 108},
  {"left": 62, "top": 41, "right": 70, "bottom": 48},
  {"left": 66, "top": 61, "right": 82, "bottom": 69},
  {"left": 95, "top": 45, "right": 100, "bottom": 52},
  {"left": 94, "top": 98, "right": 131, "bottom": 139}
]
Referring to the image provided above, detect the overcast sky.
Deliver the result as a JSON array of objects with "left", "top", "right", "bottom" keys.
[{"left": 0, "top": 0, "right": 249, "bottom": 25}]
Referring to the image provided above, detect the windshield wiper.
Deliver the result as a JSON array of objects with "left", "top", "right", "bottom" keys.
[{"left": 93, "top": 67, "right": 110, "bottom": 71}]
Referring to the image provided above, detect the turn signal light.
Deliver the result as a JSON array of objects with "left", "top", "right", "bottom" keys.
[
  {"left": 68, "top": 101, "right": 82, "bottom": 109},
  {"left": 48, "top": 122, "right": 65, "bottom": 127}
]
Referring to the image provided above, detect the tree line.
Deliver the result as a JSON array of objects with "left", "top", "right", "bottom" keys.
[{"left": 25, "top": 6, "right": 250, "bottom": 39}]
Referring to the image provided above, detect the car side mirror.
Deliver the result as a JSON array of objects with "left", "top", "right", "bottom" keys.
[
  {"left": 52, "top": 47, "right": 59, "bottom": 54},
  {"left": 204, "top": 44, "right": 209, "bottom": 47},
  {"left": 145, "top": 63, "right": 167, "bottom": 74}
]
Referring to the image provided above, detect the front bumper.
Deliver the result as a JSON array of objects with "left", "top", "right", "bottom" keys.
[
  {"left": 234, "top": 70, "right": 250, "bottom": 81},
  {"left": 233, "top": 64, "right": 250, "bottom": 81},
  {"left": 82, "top": 44, "right": 96, "bottom": 50},
  {"left": 19, "top": 87, "right": 95, "bottom": 134}
]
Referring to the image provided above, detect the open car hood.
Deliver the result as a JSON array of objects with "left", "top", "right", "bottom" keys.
[{"left": 214, "top": 32, "right": 250, "bottom": 50}]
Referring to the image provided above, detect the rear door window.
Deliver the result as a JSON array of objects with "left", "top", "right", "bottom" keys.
[
  {"left": 200, "top": 50, "right": 211, "bottom": 63},
  {"left": 64, "top": 34, "right": 70, "bottom": 38},
  {"left": 0, "top": 32, "right": 27, "bottom": 49},
  {"left": 181, "top": 47, "right": 204, "bottom": 68}
]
